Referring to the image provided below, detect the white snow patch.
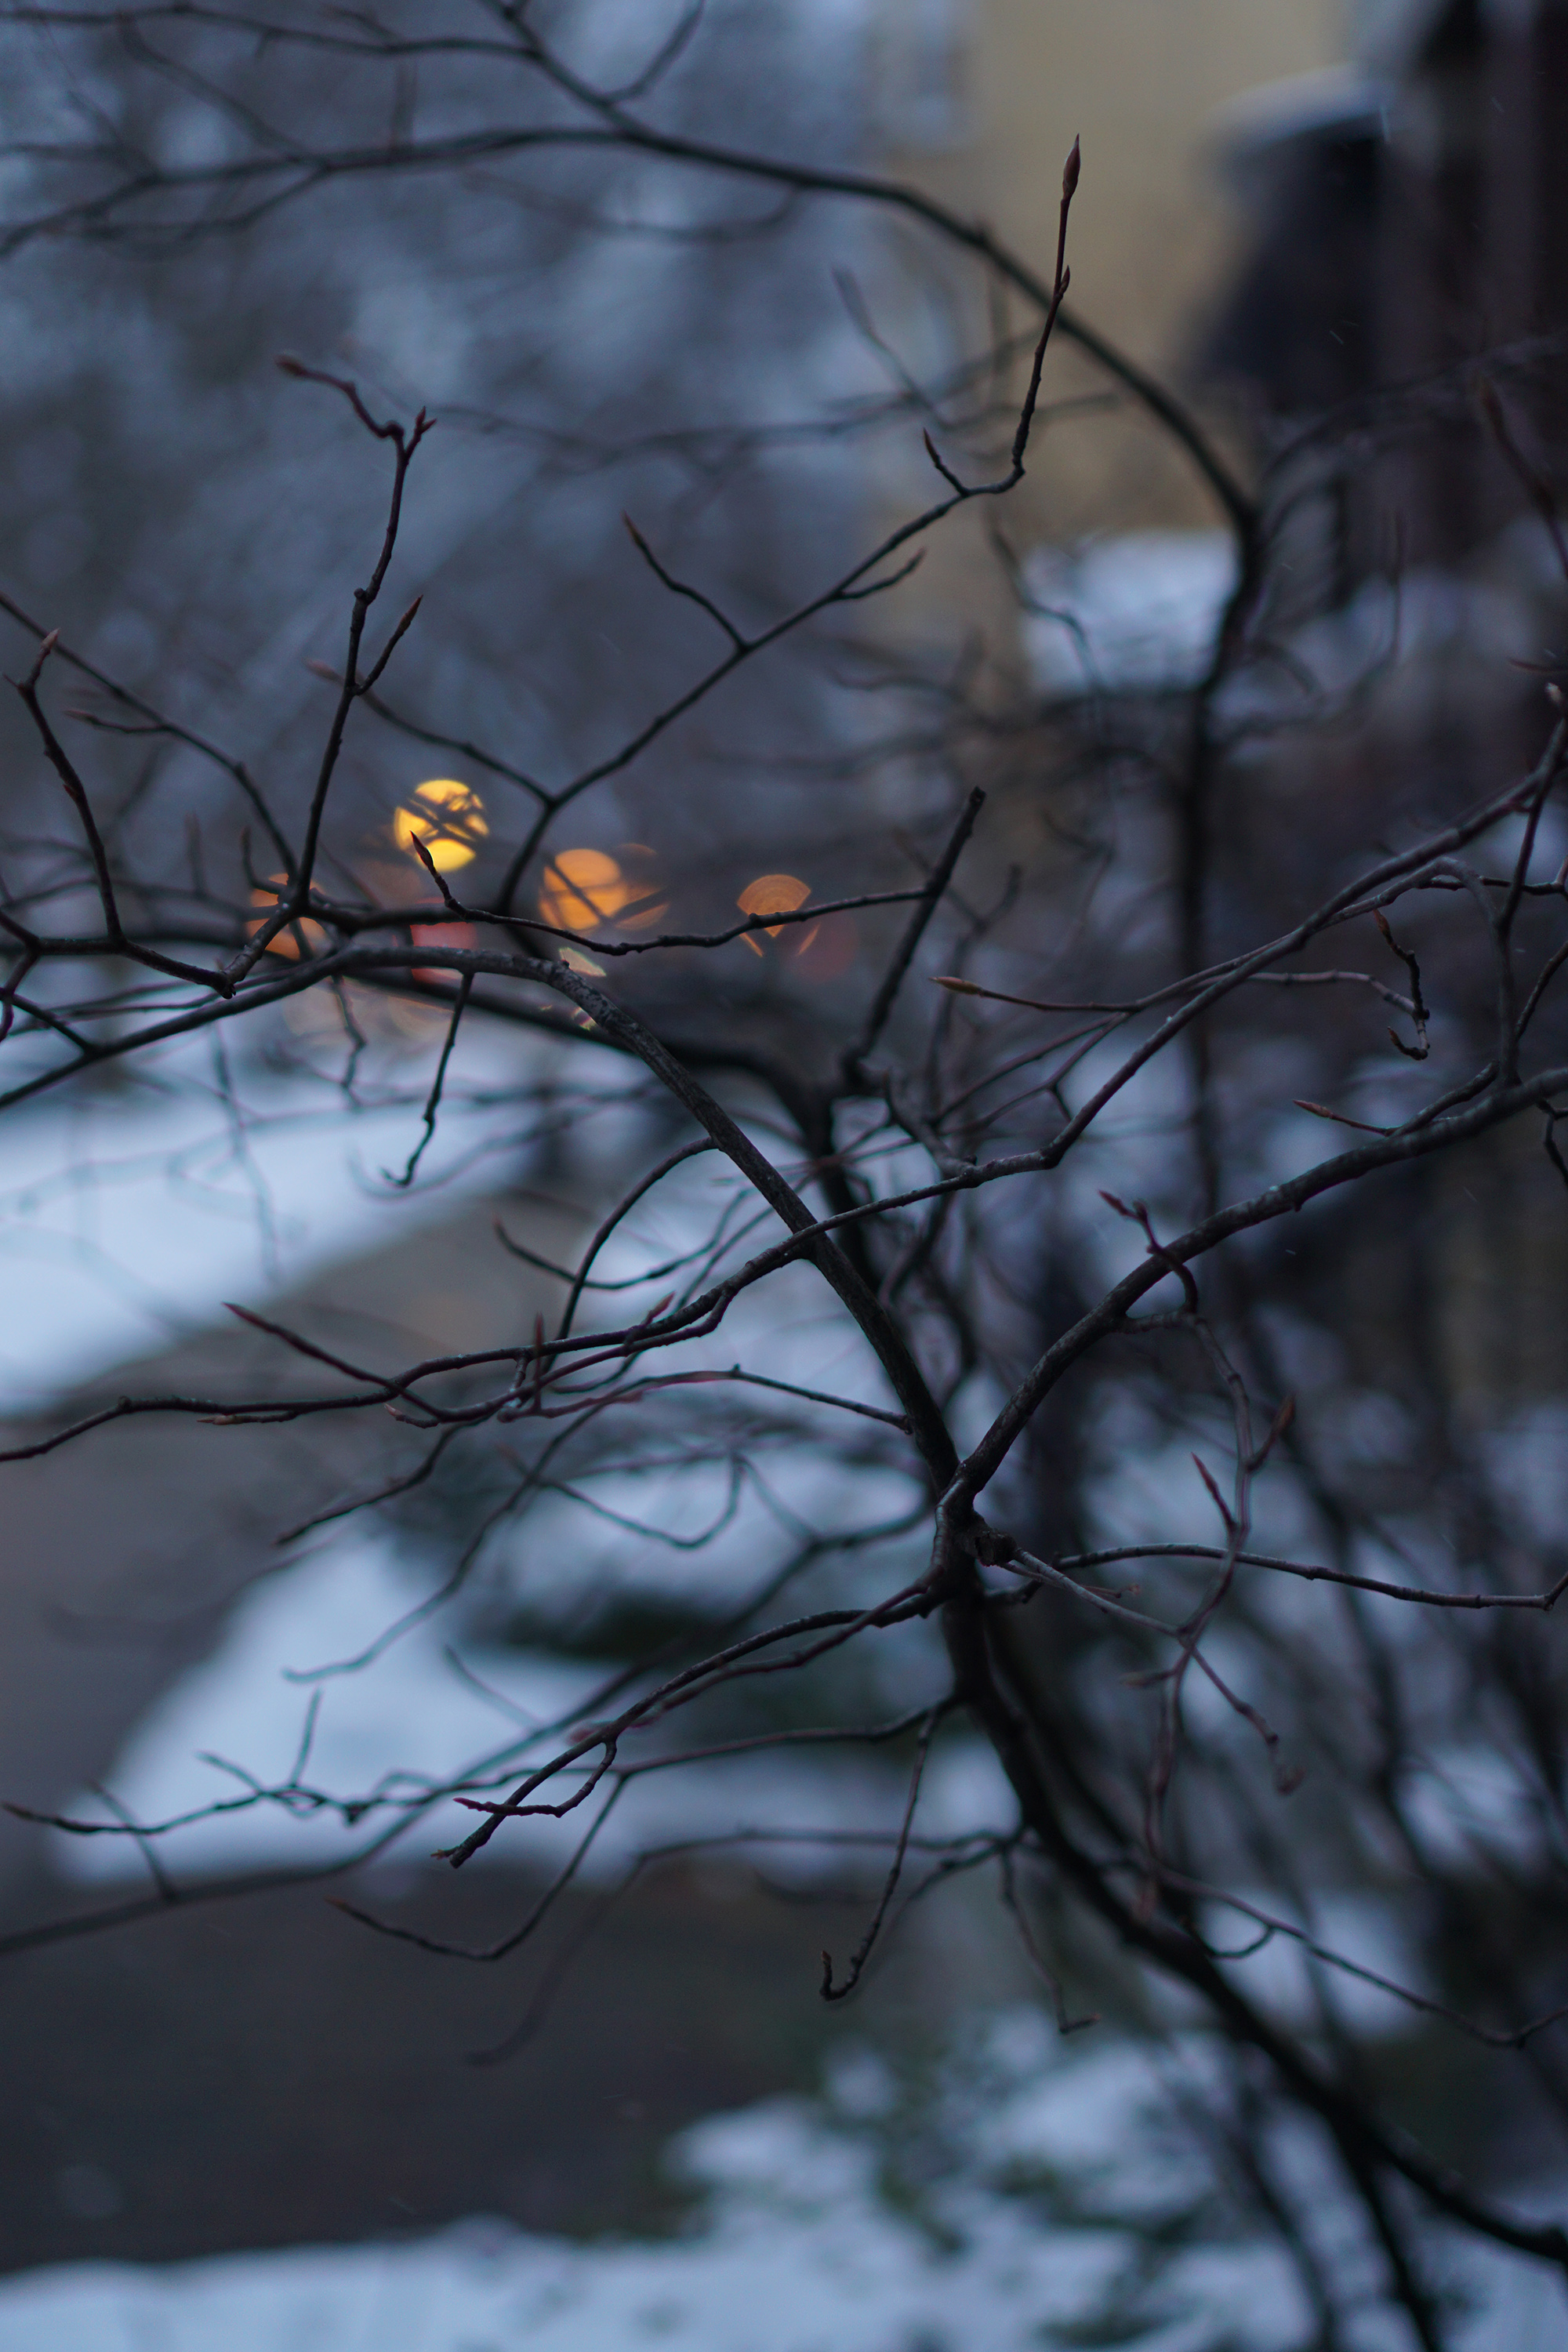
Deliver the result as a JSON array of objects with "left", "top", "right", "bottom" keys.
[
  {"left": 0, "top": 1024, "right": 540, "bottom": 1408},
  {"left": 49, "top": 1523, "right": 948, "bottom": 1886},
  {"left": 1025, "top": 533, "right": 1239, "bottom": 695},
  {"left": 0, "top": 2049, "right": 1557, "bottom": 2350}
]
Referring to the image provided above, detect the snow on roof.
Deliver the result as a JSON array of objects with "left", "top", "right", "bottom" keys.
[
  {"left": 1211, "top": 66, "right": 1392, "bottom": 178},
  {"left": 1354, "top": 0, "right": 1463, "bottom": 75}
]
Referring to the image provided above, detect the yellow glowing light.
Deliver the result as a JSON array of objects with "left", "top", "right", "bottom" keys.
[
  {"left": 736, "top": 872, "right": 811, "bottom": 954},
  {"left": 393, "top": 777, "right": 488, "bottom": 873},
  {"left": 538, "top": 847, "right": 637, "bottom": 931}
]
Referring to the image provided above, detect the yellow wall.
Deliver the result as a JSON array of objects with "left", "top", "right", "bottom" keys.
[{"left": 873, "top": 2, "right": 1350, "bottom": 544}]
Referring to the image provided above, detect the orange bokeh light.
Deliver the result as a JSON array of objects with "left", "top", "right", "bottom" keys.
[
  {"left": 538, "top": 847, "right": 666, "bottom": 933},
  {"left": 247, "top": 875, "right": 325, "bottom": 960},
  {"left": 736, "top": 872, "right": 813, "bottom": 955}
]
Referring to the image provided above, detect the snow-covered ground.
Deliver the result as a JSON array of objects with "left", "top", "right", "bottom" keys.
[
  {"left": 28, "top": 1070, "right": 955, "bottom": 1889},
  {"left": 42, "top": 1521, "right": 998, "bottom": 1887},
  {"left": 0, "top": 2017, "right": 1559, "bottom": 2350},
  {"left": 0, "top": 1018, "right": 548, "bottom": 1409},
  {"left": 5, "top": 993, "right": 1565, "bottom": 2352},
  {"left": 25, "top": 1498, "right": 1567, "bottom": 2352}
]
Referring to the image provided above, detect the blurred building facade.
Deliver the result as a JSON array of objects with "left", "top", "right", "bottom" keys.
[
  {"left": 867, "top": 2, "right": 1568, "bottom": 1423},
  {"left": 870, "top": 0, "right": 1568, "bottom": 582},
  {"left": 1211, "top": 0, "right": 1568, "bottom": 572},
  {"left": 872, "top": 0, "right": 1348, "bottom": 535}
]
